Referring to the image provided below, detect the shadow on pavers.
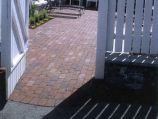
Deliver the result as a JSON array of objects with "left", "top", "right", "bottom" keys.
[{"left": 43, "top": 77, "right": 157, "bottom": 119}]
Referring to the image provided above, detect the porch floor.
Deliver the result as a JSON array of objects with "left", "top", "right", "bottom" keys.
[{"left": 9, "top": 10, "right": 97, "bottom": 107}]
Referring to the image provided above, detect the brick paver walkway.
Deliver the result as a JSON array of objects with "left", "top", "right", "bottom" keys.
[{"left": 10, "top": 10, "right": 97, "bottom": 107}]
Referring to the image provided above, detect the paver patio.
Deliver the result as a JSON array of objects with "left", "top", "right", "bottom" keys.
[{"left": 9, "top": 10, "right": 97, "bottom": 107}]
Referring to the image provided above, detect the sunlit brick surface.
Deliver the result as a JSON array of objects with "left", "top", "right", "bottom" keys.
[{"left": 9, "top": 10, "right": 97, "bottom": 107}]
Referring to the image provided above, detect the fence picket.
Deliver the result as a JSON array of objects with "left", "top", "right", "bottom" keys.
[
  {"left": 124, "top": 0, "right": 135, "bottom": 52},
  {"left": 141, "top": 0, "right": 153, "bottom": 54},
  {"left": 150, "top": 0, "right": 158, "bottom": 54},
  {"left": 106, "top": 0, "right": 116, "bottom": 52},
  {"left": 132, "top": 0, "right": 144, "bottom": 53},
  {"left": 115, "top": 0, "right": 126, "bottom": 52}
]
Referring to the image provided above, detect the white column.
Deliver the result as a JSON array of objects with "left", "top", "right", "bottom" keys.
[
  {"left": 95, "top": 0, "right": 109, "bottom": 79},
  {"left": 69, "top": 0, "right": 71, "bottom": 5},
  {"left": 1, "top": 0, "right": 12, "bottom": 77},
  {"left": 0, "top": 0, "right": 1, "bottom": 43},
  {"left": 25, "top": 0, "right": 29, "bottom": 50},
  {"left": 79, "top": 0, "right": 82, "bottom": 6},
  {"left": 1, "top": 0, "right": 12, "bottom": 98}
]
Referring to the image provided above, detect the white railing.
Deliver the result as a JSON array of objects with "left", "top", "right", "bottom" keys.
[
  {"left": 106, "top": 0, "right": 158, "bottom": 54},
  {"left": 12, "top": 15, "right": 25, "bottom": 53},
  {"left": 96, "top": 0, "right": 158, "bottom": 79},
  {"left": 1, "top": 0, "right": 29, "bottom": 98},
  {"left": 14, "top": 0, "right": 28, "bottom": 44},
  {"left": 11, "top": 0, "right": 29, "bottom": 69}
]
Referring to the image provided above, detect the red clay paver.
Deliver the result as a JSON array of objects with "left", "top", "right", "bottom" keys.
[{"left": 9, "top": 10, "right": 97, "bottom": 107}]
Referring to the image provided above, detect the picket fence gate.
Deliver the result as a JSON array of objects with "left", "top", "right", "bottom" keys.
[{"left": 96, "top": 0, "right": 158, "bottom": 79}]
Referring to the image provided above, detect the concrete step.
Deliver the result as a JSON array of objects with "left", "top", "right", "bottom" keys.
[{"left": 50, "top": 9, "right": 82, "bottom": 19}]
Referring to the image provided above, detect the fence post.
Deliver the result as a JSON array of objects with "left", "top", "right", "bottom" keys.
[
  {"left": 26, "top": 0, "right": 30, "bottom": 49},
  {"left": 0, "top": 0, "right": 1, "bottom": 43},
  {"left": 1, "top": 0, "right": 12, "bottom": 98},
  {"left": 1, "top": 0, "right": 12, "bottom": 79},
  {"left": 95, "top": 0, "right": 109, "bottom": 79}
]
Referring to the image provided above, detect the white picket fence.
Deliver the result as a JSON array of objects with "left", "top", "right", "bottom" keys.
[
  {"left": 1, "top": 0, "right": 29, "bottom": 98},
  {"left": 96, "top": 0, "right": 158, "bottom": 79}
]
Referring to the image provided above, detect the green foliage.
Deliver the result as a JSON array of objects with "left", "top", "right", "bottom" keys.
[
  {"left": 29, "top": 4, "right": 37, "bottom": 17},
  {"left": 29, "top": 16, "right": 35, "bottom": 25},
  {"left": 34, "top": 13, "right": 39, "bottom": 23},
  {"left": 29, "top": 6, "right": 50, "bottom": 28},
  {"left": 39, "top": 11, "right": 44, "bottom": 21},
  {"left": 42, "top": 9, "right": 48, "bottom": 19},
  {"left": 40, "top": 9, "right": 48, "bottom": 19}
]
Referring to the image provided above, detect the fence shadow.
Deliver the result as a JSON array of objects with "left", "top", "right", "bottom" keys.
[
  {"left": 43, "top": 77, "right": 157, "bottom": 119},
  {"left": 0, "top": 68, "right": 6, "bottom": 111},
  {"left": 0, "top": 69, "right": 7, "bottom": 111},
  {"left": 0, "top": 96, "right": 6, "bottom": 111}
]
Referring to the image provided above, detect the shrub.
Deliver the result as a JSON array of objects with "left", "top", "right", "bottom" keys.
[
  {"left": 29, "top": 16, "right": 35, "bottom": 25},
  {"left": 29, "top": 4, "right": 37, "bottom": 17},
  {"left": 34, "top": 13, "right": 39, "bottom": 23},
  {"left": 39, "top": 11, "right": 44, "bottom": 21},
  {"left": 42, "top": 9, "right": 48, "bottom": 19},
  {"left": 29, "top": 6, "right": 50, "bottom": 28}
]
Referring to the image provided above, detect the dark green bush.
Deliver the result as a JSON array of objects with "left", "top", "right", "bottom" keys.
[
  {"left": 29, "top": 6, "right": 50, "bottom": 28},
  {"left": 34, "top": 13, "right": 39, "bottom": 23},
  {"left": 37, "top": 9, "right": 48, "bottom": 21},
  {"left": 29, "top": 16, "right": 35, "bottom": 25},
  {"left": 29, "top": 4, "right": 37, "bottom": 17},
  {"left": 42, "top": 9, "right": 48, "bottom": 19},
  {"left": 39, "top": 11, "right": 44, "bottom": 21}
]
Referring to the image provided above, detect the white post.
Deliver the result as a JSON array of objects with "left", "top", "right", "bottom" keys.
[
  {"left": 1, "top": 0, "right": 12, "bottom": 98},
  {"left": 25, "top": 0, "right": 30, "bottom": 50},
  {"left": 96, "top": 0, "right": 98, "bottom": 8},
  {"left": 79, "top": 0, "right": 81, "bottom": 6},
  {"left": 1, "top": 0, "right": 29, "bottom": 98},
  {"left": 0, "top": 0, "right": 1, "bottom": 43},
  {"left": 95, "top": 0, "right": 109, "bottom": 79},
  {"left": 26, "top": 0, "right": 30, "bottom": 27},
  {"left": 69, "top": 0, "right": 72, "bottom": 5},
  {"left": 1, "top": 0, "right": 12, "bottom": 78}
]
